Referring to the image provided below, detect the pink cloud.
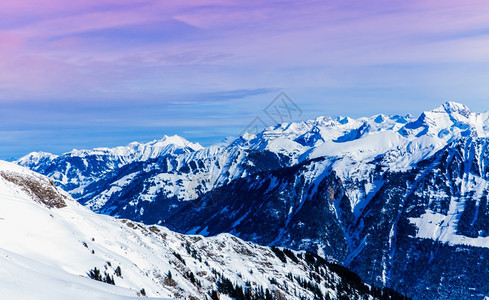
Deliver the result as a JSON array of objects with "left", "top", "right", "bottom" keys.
[
  {"left": 1, "top": 0, "right": 489, "bottom": 101},
  {"left": 0, "top": 31, "right": 25, "bottom": 53},
  {"left": 47, "top": 36, "right": 86, "bottom": 49},
  {"left": 17, "top": 9, "right": 163, "bottom": 38}
]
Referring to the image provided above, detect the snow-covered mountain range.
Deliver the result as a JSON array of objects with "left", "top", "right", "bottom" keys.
[
  {"left": 17, "top": 102, "right": 489, "bottom": 299},
  {"left": 1, "top": 160, "right": 405, "bottom": 299}
]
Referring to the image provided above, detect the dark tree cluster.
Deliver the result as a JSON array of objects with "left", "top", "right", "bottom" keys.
[{"left": 87, "top": 267, "right": 115, "bottom": 285}]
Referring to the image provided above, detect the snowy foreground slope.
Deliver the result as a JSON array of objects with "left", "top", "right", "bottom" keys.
[{"left": 0, "top": 161, "right": 408, "bottom": 300}]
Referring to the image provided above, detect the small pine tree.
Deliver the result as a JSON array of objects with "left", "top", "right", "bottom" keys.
[
  {"left": 115, "top": 266, "right": 122, "bottom": 277},
  {"left": 103, "top": 272, "right": 115, "bottom": 285},
  {"left": 88, "top": 267, "right": 102, "bottom": 281}
]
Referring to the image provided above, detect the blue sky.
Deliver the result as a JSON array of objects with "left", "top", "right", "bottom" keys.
[{"left": 1, "top": 0, "right": 489, "bottom": 159}]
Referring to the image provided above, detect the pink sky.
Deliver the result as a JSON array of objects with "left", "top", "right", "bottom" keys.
[
  {"left": 1, "top": 0, "right": 489, "bottom": 158},
  {"left": 0, "top": 0, "right": 488, "bottom": 100}
]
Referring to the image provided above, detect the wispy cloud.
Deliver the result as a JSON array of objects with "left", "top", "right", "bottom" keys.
[
  {"left": 1, "top": 0, "right": 489, "bottom": 158},
  {"left": 1, "top": 0, "right": 489, "bottom": 100}
]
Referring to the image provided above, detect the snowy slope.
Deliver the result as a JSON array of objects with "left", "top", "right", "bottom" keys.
[{"left": 0, "top": 161, "right": 402, "bottom": 300}]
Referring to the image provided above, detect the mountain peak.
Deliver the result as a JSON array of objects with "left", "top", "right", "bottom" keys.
[
  {"left": 154, "top": 134, "right": 203, "bottom": 151},
  {"left": 439, "top": 101, "right": 471, "bottom": 118},
  {"left": 16, "top": 151, "right": 58, "bottom": 166}
]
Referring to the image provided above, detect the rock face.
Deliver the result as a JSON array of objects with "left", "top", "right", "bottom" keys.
[{"left": 18, "top": 102, "right": 489, "bottom": 299}]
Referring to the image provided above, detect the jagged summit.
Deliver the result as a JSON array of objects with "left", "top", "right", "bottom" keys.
[
  {"left": 397, "top": 101, "right": 488, "bottom": 141},
  {"left": 151, "top": 134, "right": 203, "bottom": 150},
  {"left": 440, "top": 101, "right": 472, "bottom": 117},
  {"left": 17, "top": 151, "right": 59, "bottom": 165},
  {"left": 76, "top": 134, "right": 203, "bottom": 156}
]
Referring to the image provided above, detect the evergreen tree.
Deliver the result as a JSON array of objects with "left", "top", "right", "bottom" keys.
[
  {"left": 115, "top": 266, "right": 122, "bottom": 277},
  {"left": 88, "top": 267, "right": 102, "bottom": 281}
]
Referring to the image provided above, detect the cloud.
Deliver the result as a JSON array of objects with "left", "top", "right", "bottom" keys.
[
  {"left": 1, "top": 0, "right": 489, "bottom": 101},
  {"left": 1, "top": 0, "right": 489, "bottom": 158}
]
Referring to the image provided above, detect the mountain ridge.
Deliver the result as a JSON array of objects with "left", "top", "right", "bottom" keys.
[{"left": 16, "top": 101, "right": 489, "bottom": 299}]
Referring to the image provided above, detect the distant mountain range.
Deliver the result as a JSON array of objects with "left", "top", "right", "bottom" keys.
[{"left": 18, "top": 102, "right": 489, "bottom": 299}]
